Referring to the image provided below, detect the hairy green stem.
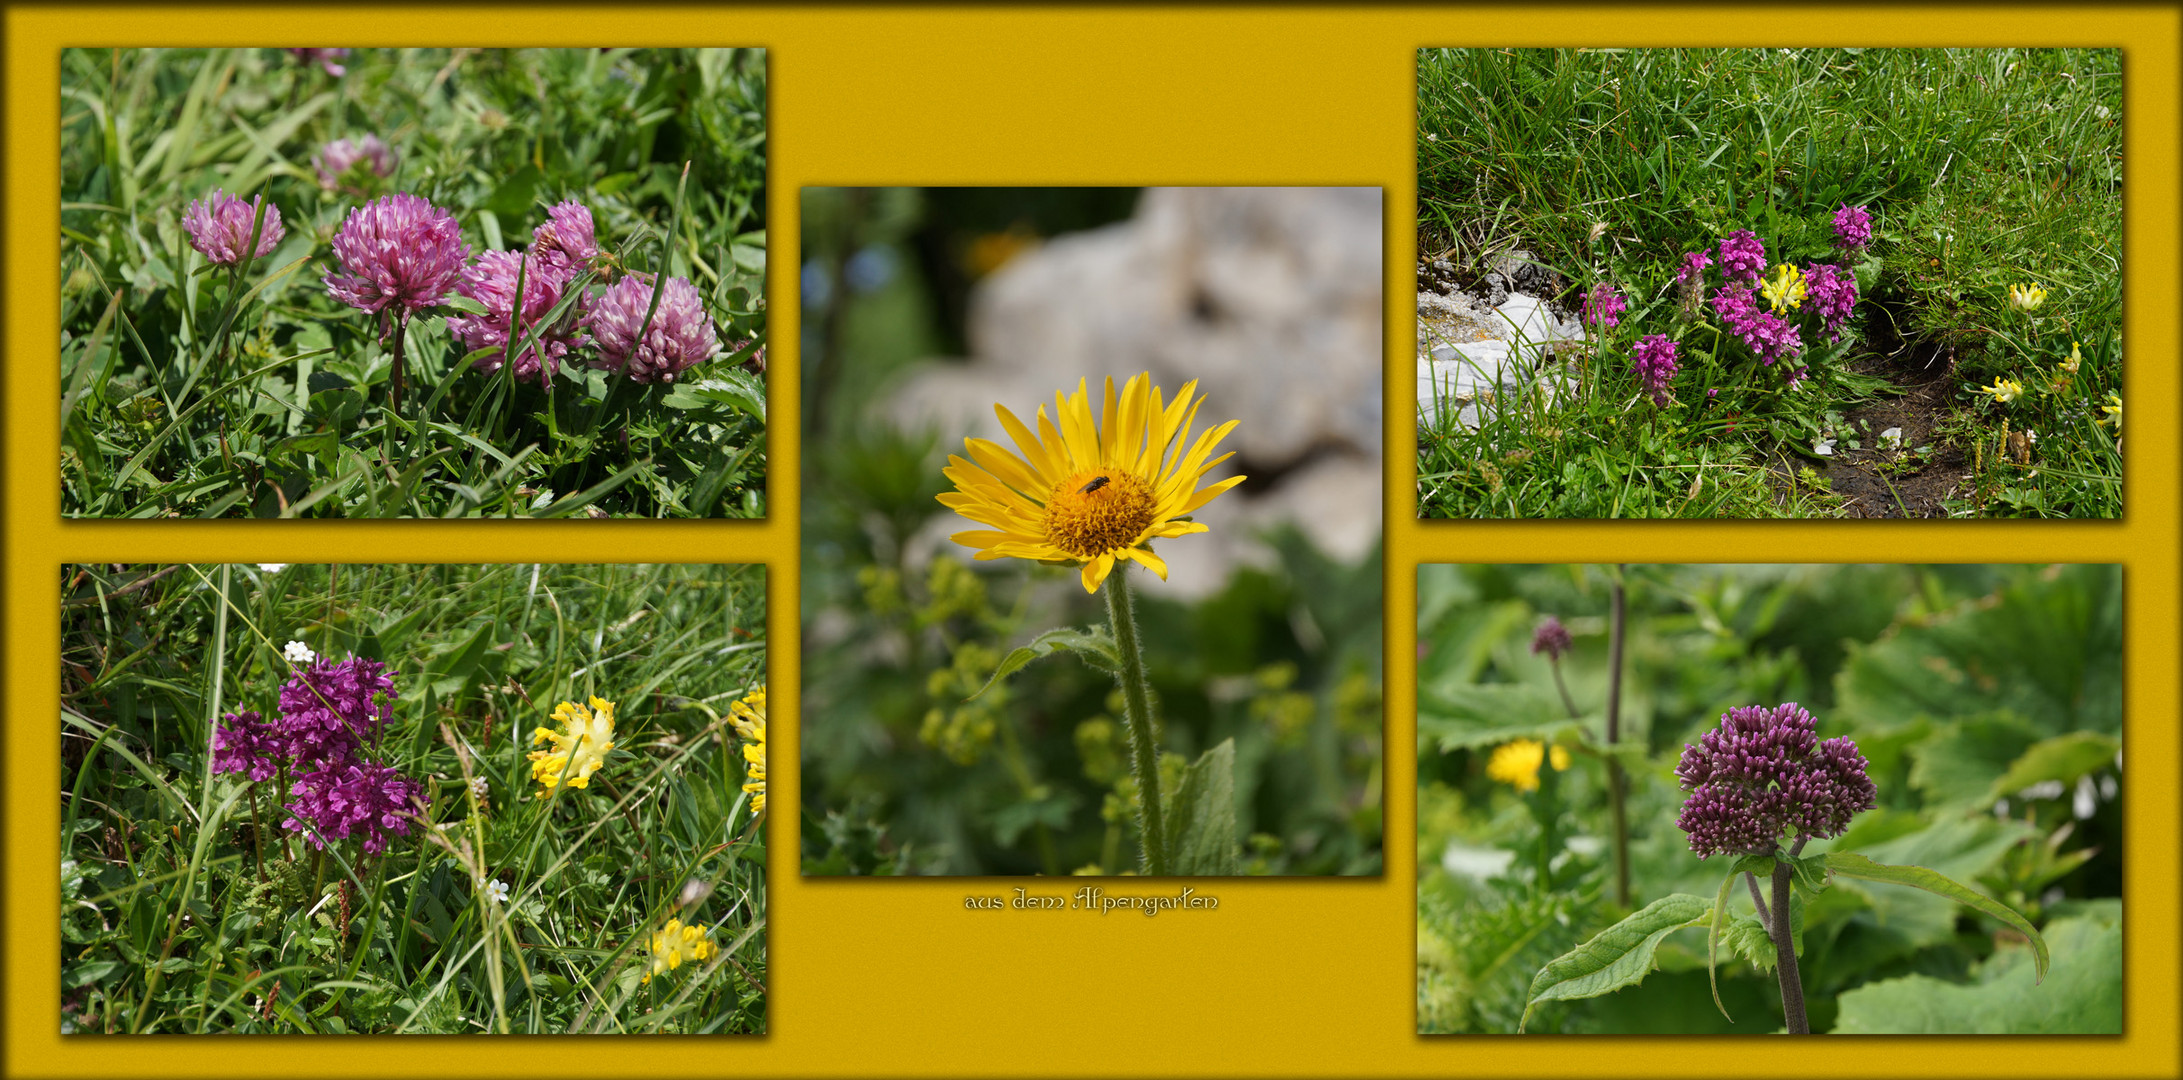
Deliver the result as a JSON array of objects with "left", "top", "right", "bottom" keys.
[{"left": 1103, "top": 565, "right": 1168, "bottom": 876}]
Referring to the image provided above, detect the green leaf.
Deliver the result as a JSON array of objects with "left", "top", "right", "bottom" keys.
[
  {"left": 1162, "top": 739, "right": 1239, "bottom": 875},
  {"left": 481, "top": 164, "right": 544, "bottom": 221},
  {"left": 1832, "top": 903, "right": 2118, "bottom": 1033},
  {"left": 1417, "top": 682, "right": 1593, "bottom": 753},
  {"left": 1911, "top": 711, "right": 2043, "bottom": 809},
  {"left": 967, "top": 626, "right": 1119, "bottom": 701},
  {"left": 1985, "top": 731, "right": 2121, "bottom": 804},
  {"left": 1824, "top": 852, "right": 2047, "bottom": 982},
  {"left": 1706, "top": 867, "right": 1737, "bottom": 1021},
  {"left": 1519, "top": 894, "right": 1709, "bottom": 1033}
]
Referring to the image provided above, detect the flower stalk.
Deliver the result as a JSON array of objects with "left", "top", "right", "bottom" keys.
[
  {"left": 1772, "top": 837, "right": 1812, "bottom": 1034},
  {"left": 1103, "top": 565, "right": 1169, "bottom": 876},
  {"left": 1604, "top": 566, "right": 1630, "bottom": 908}
]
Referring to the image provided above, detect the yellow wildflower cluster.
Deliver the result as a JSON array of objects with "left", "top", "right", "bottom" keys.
[
  {"left": 1487, "top": 738, "right": 1570, "bottom": 793},
  {"left": 1978, "top": 378, "right": 2025, "bottom": 405},
  {"left": 730, "top": 689, "right": 767, "bottom": 816},
  {"left": 528, "top": 697, "right": 617, "bottom": 797},
  {"left": 1760, "top": 263, "right": 1807, "bottom": 313},
  {"left": 642, "top": 918, "right": 717, "bottom": 984},
  {"left": 2008, "top": 282, "right": 2047, "bottom": 311}
]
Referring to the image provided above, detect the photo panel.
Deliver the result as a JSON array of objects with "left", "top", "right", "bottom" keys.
[
  {"left": 1414, "top": 48, "right": 2123, "bottom": 519},
  {"left": 58, "top": 563, "right": 768, "bottom": 1033},
  {"left": 60, "top": 48, "right": 768, "bottom": 519},
  {"left": 1417, "top": 563, "right": 2121, "bottom": 1034},
  {"left": 800, "top": 187, "right": 1385, "bottom": 876}
]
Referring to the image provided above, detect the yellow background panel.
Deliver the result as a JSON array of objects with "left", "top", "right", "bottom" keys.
[{"left": 7, "top": 5, "right": 2177, "bottom": 1078}]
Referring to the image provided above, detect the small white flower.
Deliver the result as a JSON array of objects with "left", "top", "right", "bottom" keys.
[
  {"left": 283, "top": 640, "right": 318, "bottom": 664},
  {"left": 470, "top": 776, "right": 489, "bottom": 799},
  {"left": 679, "top": 879, "right": 713, "bottom": 908},
  {"left": 256, "top": 563, "right": 289, "bottom": 573},
  {"left": 486, "top": 880, "right": 510, "bottom": 904},
  {"left": 2095, "top": 104, "right": 2111, "bottom": 120}
]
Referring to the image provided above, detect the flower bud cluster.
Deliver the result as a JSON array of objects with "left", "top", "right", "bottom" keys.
[{"left": 1674, "top": 703, "right": 1876, "bottom": 858}]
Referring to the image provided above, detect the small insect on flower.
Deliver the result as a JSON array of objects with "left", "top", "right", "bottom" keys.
[
  {"left": 1979, "top": 378, "right": 2026, "bottom": 405},
  {"left": 2008, "top": 282, "right": 2048, "bottom": 311},
  {"left": 643, "top": 918, "right": 718, "bottom": 983},
  {"left": 1079, "top": 475, "right": 1111, "bottom": 495},
  {"left": 527, "top": 697, "right": 617, "bottom": 796}
]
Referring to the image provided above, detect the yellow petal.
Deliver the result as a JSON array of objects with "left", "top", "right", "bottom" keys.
[{"left": 1080, "top": 551, "right": 1116, "bottom": 594}]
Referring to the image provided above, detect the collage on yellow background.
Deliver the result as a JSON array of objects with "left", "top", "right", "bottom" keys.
[{"left": 8, "top": 6, "right": 2178, "bottom": 1079}]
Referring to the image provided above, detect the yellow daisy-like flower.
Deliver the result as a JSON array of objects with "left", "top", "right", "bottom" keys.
[
  {"left": 1978, "top": 378, "right": 2025, "bottom": 405},
  {"left": 937, "top": 373, "right": 1246, "bottom": 594},
  {"left": 728, "top": 689, "right": 767, "bottom": 816},
  {"left": 1759, "top": 263, "right": 1806, "bottom": 313},
  {"left": 641, "top": 918, "right": 717, "bottom": 984},
  {"left": 1486, "top": 738, "right": 1570, "bottom": 793},
  {"left": 527, "top": 696, "right": 617, "bottom": 796},
  {"left": 2008, "top": 282, "right": 2047, "bottom": 311},
  {"left": 2101, "top": 392, "right": 2123, "bottom": 430}
]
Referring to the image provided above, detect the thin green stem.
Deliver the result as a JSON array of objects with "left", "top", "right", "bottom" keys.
[
  {"left": 1102, "top": 565, "right": 1168, "bottom": 876},
  {"left": 1605, "top": 565, "right": 1630, "bottom": 908}
]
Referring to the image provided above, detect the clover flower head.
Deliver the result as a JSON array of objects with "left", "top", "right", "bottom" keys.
[
  {"left": 282, "top": 759, "right": 423, "bottom": 855},
  {"left": 1716, "top": 230, "right": 1767, "bottom": 284},
  {"left": 182, "top": 189, "right": 285, "bottom": 266},
  {"left": 1530, "top": 616, "right": 1572, "bottom": 660},
  {"left": 284, "top": 640, "right": 318, "bottom": 665},
  {"left": 1582, "top": 284, "right": 1626, "bottom": 330},
  {"left": 529, "top": 200, "right": 599, "bottom": 273},
  {"left": 1631, "top": 333, "right": 1680, "bottom": 407},
  {"left": 1674, "top": 703, "right": 1876, "bottom": 858},
  {"left": 312, "top": 135, "right": 396, "bottom": 192},
  {"left": 1832, "top": 204, "right": 1873, "bottom": 251},
  {"left": 729, "top": 689, "right": 767, "bottom": 815},
  {"left": 447, "top": 249, "right": 589, "bottom": 384},
  {"left": 1487, "top": 738, "right": 1569, "bottom": 793},
  {"left": 323, "top": 193, "right": 470, "bottom": 322},
  {"left": 211, "top": 710, "right": 280, "bottom": 782},
  {"left": 938, "top": 373, "right": 1246, "bottom": 594},
  {"left": 528, "top": 697, "right": 617, "bottom": 795},
  {"left": 1760, "top": 263, "right": 1806, "bottom": 313},
  {"left": 273, "top": 655, "right": 399, "bottom": 771},
  {"left": 286, "top": 48, "right": 349, "bottom": 77},
  {"left": 583, "top": 274, "right": 721, "bottom": 384},
  {"left": 1980, "top": 378, "right": 2026, "bottom": 405},
  {"left": 470, "top": 775, "right": 490, "bottom": 799},
  {"left": 642, "top": 918, "right": 718, "bottom": 983},
  {"left": 1802, "top": 262, "right": 1859, "bottom": 343},
  {"left": 2008, "top": 282, "right": 2048, "bottom": 312}
]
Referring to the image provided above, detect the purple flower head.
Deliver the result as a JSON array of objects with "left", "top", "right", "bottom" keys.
[
  {"left": 447, "top": 249, "right": 590, "bottom": 384},
  {"left": 1803, "top": 262, "right": 1859, "bottom": 344},
  {"left": 323, "top": 193, "right": 470, "bottom": 324},
  {"left": 1709, "top": 286, "right": 1802, "bottom": 366},
  {"left": 1676, "top": 250, "right": 1713, "bottom": 298},
  {"left": 584, "top": 274, "right": 722, "bottom": 384},
  {"left": 1832, "top": 204, "right": 1874, "bottom": 252},
  {"left": 313, "top": 135, "right": 396, "bottom": 192},
  {"left": 182, "top": 189, "right": 285, "bottom": 266},
  {"left": 529, "top": 200, "right": 599, "bottom": 273},
  {"left": 272, "top": 655, "right": 399, "bottom": 771},
  {"left": 283, "top": 760, "right": 423, "bottom": 856},
  {"left": 1716, "top": 230, "right": 1767, "bottom": 285},
  {"left": 1631, "top": 333, "right": 1680, "bottom": 407},
  {"left": 1530, "top": 616, "right": 1573, "bottom": 661},
  {"left": 211, "top": 710, "right": 280, "bottom": 782},
  {"left": 1582, "top": 284, "right": 1627, "bottom": 331},
  {"left": 287, "top": 48, "right": 350, "bottom": 77},
  {"left": 1674, "top": 703, "right": 1877, "bottom": 859}
]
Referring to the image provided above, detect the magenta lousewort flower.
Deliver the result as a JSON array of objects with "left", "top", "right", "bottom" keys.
[
  {"left": 1582, "top": 284, "right": 1627, "bottom": 331},
  {"left": 447, "top": 249, "right": 589, "bottom": 384},
  {"left": 1676, "top": 250, "right": 1713, "bottom": 297},
  {"left": 1832, "top": 204, "right": 1874, "bottom": 252},
  {"left": 1631, "top": 333, "right": 1680, "bottom": 406},
  {"left": 1530, "top": 616, "right": 1573, "bottom": 660},
  {"left": 312, "top": 135, "right": 396, "bottom": 191},
  {"left": 272, "top": 655, "right": 399, "bottom": 771},
  {"left": 182, "top": 189, "right": 285, "bottom": 266},
  {"left": 585, "top": 274, "right": 722, "bottom": 384},
  {"left": 1674, "top": 703, "right": 1877, "bottom": 859},
  {"left": 1710, "top": 286, "right": 1802, "bottom": 367},
  {"left": 323, "top": 193, "right": 470, "bottom": 324},
  {"left": 211, "top": 710, "right": 280, "bottom": 782},
  {"left": 282, "top": 760, "right": 423, "bottom": 856},
  {"left": 1716, "top": 230, "right": 1767, "bottom": 285},
  {"left": 287, "top": 48, "right": 350, "bottom": 76},
  {"left": 1803, "top": 262, "right": 1859, "bottom": 344},
  {"left": 529, "top": 200, "right": 599, "bottom": 273}
]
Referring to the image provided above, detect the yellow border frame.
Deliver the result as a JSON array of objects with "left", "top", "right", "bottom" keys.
[{"left": 9, "top": 7, "right": 2177, "bottom": 1078}]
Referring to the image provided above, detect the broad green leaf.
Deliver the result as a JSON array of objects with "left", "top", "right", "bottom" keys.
[
  {"left": 968, "top": 626, "right": 1119, "bottom": 701},
  {"left": 1824, "top": 852, "right": 2047, "bottom": 982},
  {"left": 482, "top": 164, "right": 544, "bottom": 220},
  {"left": 1832, "top": 903, "right": 2118, "bottom": 1033},
  {"left": 1824, "top": 814, "right": 2037, "bottom": 948},
  {"left": 1417, "top": 682, "right": 1594, "bottom": 753},
  {"left": 1519, "top": 893, "right": 1708, "bottom": 1033},
  {"left": 1985, "top": 731, "right": 2121, "bottom": 804},
  {"left": 1162, "top": 739, "right": 1240, "bottom": 875},
  {"left": 1910, "top": 711, "right": 2042, "bottom": 809}
]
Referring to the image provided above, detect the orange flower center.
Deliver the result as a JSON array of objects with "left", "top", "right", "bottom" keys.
[{"left": 1043, "top": 469, "right": 1157, "bottom": 558}]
